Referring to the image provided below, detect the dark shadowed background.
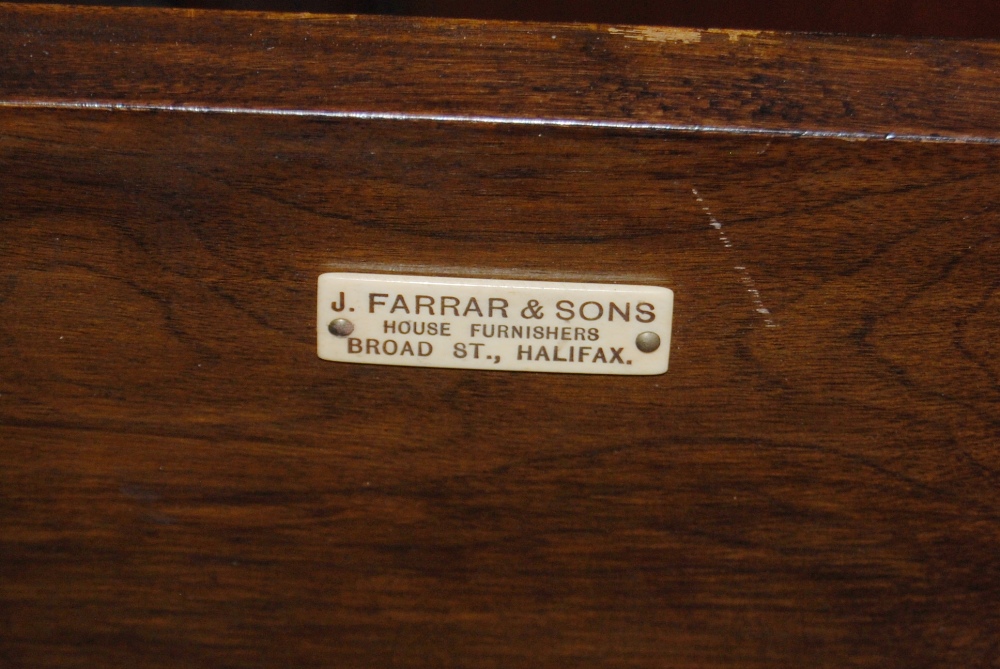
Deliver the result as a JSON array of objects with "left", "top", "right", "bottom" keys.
[{"left": 13, "top": 0, "right": 1000, "bottom": 38}]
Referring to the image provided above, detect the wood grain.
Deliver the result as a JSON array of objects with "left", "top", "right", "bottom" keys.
[{"left": 1, "top": 5, "right": 999, "bottom": 668}]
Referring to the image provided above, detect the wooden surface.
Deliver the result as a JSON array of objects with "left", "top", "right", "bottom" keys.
[{"left": 2, "top": 4, "right": 999, "bottom": 667}]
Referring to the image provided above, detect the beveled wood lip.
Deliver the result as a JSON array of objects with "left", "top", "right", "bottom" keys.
[{"left": 2, "top": 2, "right": 1000, "bottom": 143}]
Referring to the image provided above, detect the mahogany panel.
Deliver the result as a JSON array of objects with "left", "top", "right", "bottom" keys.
[{"left": 1, "top": 5, "right": 999, "bottom": 668}]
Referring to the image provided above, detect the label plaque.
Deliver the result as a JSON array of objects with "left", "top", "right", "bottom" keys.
[{"left": 317, "top": 273, "right": 673, "bottom": 375}]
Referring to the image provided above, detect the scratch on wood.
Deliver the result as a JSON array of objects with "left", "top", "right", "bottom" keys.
[
  {"left": 692, "top": 187, "right": 778, "bottom": 328},
  {"left": 607, "top": 26, "right": 703, "bottom": 44},
  {"left": 607, "top": 26, "right": 762, "bottom": 44},
  {"left": 709, "top": 28, "right": 763, "bottom": 42}
]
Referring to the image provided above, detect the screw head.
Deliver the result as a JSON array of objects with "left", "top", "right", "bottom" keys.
[
  {"left": 635, "top": 331, "right": 661, "bottom": 353},
  {"left": 328, "top": 318, "right": 355, "bottom": 337}
]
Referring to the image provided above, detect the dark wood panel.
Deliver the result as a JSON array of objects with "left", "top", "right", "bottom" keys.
[
  {"left": 1, "top": 5, "right": 999, "bottom": 668},
  {"left": 3, "top": 107, "right": 1000, "bottom": 667}
]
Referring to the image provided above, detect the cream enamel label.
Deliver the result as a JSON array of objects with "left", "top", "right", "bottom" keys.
[{"left": 317, "top": 273, "right": 673, "bottom": 375}]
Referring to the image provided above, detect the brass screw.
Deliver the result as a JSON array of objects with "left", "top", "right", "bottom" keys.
[
  {"left": 635, "top": 331, "right": 660, "bottom": 353},
  {"left": 328, "top": 318, "right": 354, "bottom": 337}
]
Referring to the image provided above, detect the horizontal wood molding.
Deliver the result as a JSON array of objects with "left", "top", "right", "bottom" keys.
[{"left": 4, "top": 3, "right": 1000, "bottom": 142}]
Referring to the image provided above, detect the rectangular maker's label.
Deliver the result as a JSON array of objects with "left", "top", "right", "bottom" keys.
[{"left": 317, "top": 273, "right": 673, "bottom": 375}]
